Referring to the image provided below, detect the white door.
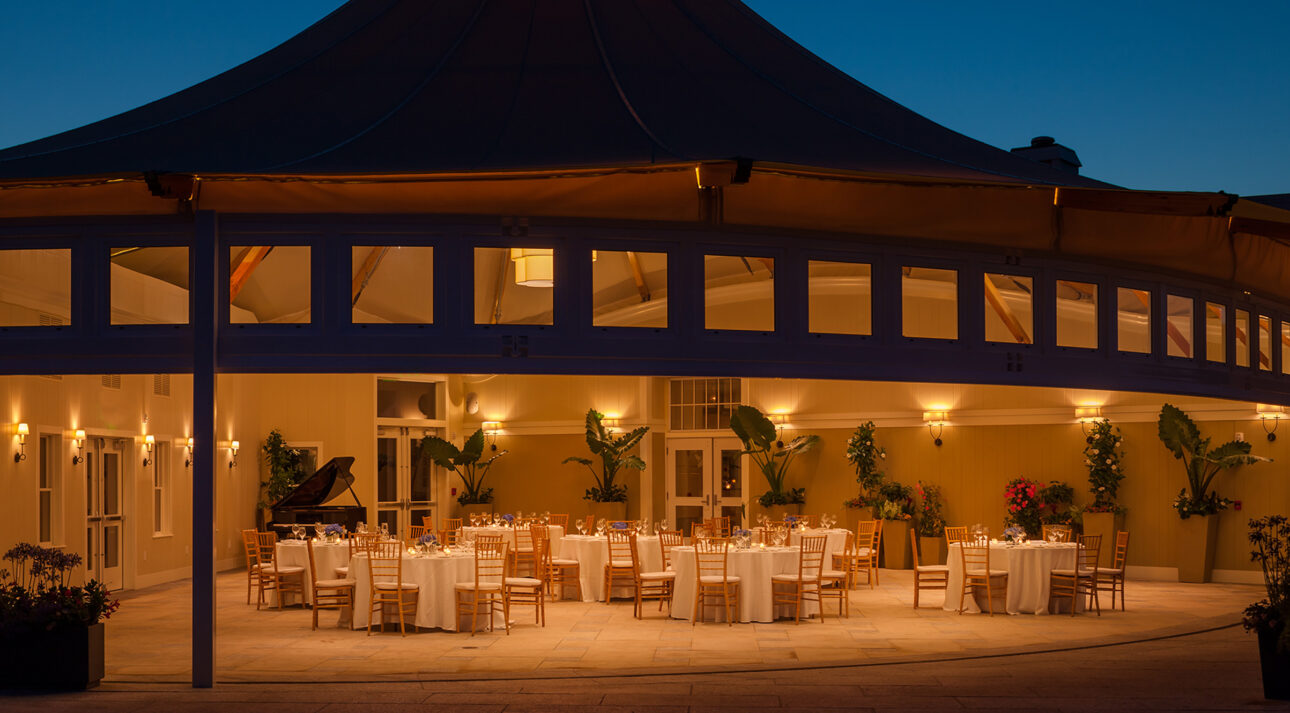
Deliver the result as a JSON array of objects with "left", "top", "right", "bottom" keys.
[
  {"left": 375, "top": 426, "right": 437, "bottom": 538},
  {"left": 85, "top": 437, "right": 124, "bottom": 590},
  {"left": 665, "top": 437, "right": 746, "bottom": 536}
]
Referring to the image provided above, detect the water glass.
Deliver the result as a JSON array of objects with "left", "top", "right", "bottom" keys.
[{"left": 314, "top": 522, "right": 324, "bottom": 539}]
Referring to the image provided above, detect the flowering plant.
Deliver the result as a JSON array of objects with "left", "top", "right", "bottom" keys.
[
  {"left": 0, "top": 543, "right": 120, "bottom": 637},
  {"left": 914, "top": 481, "right": 946, "bottom": 537},
  {"left": 784, "top": 515, "right": 799, "bottom": 526},
  {"left": 845, "top": 421, "right": 886, "bottom": 505},
  {"left": 1004, "top": 477, "right": 1042, "bottom": 537},
  {"left": 418, "top": 532, "right": 438, "bottom": 546},
  {"left": 611, "top": 521, "right": 629, "bottom": 530},
  {"left": 1244, "top": 515, "right": 1290, "bottom": 652},
  {"left": 842, "top": 495, "right": 869, "bottom": 510},
  {"left": 876, "top": 480, "right": 915, "bottom": 520},
  {"left": 732, "top": 529, "right": 752, "bottom": 538},
  {"left": 1002, "top": 526, "right": 1026, "bottom": 542},
  {"left": 501, "top": 513, "right": 515, "bottom": 525},
  {"left": 1083, "top": 419, "right": 1126, "bottom": 514},
  {"left": 876, "top": 500, "right": 911, "bottom": 521},
  {"left": 323, "top": 523, "right": 346, "bottom": 537},
  {"left": 1038, "top": 481, "right": 1078, "bottom": 527}
]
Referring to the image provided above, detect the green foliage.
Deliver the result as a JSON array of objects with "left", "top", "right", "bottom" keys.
[
  {"left": 1244, "top": 515, "right": 1290, "bottom": 652},
  {"left": 1, "top": 543, "right": 120, "bottom": 635},
  {"left": 730, "top": 405, "right": 819, "bottom": 506},
  {"left": 421, "top": 429, "right": 507, "bottom": 505},
  {"left": 1158, "top": 404, "right": 1270, "bottom": 518},
  {"left": 1038, "top": 480, "right": 1079, "bottom": 526},
  {"left": 915, "top": 481, "right": 946, "bottom": 537},
  {"left": 845, "top": 421, "right": 886, "bottom": 507},
  {"left": 1083, "top": 419, "right": 1126, "bottom": 514},
  {"left": 1003, "top": 476, "right": 1043, "bottom": 537},
  {"left": 564, "top": 409, "right": 647, "bottom": 502},
  {"left": 876, "top": 480, "right": 915, "bottom": 520},
  {"left": 259, "top": 428, "right": 307, "bottom": 509}
]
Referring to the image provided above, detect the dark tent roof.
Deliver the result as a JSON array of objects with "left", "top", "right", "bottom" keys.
[
  {"left": 1249, "top": 194, "right": 1290, "bottom": 211},
  {"left": 0, "top": 0, "right": 1105, "bottom": 186}
]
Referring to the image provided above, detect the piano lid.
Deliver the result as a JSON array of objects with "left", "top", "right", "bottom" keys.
[{"left": 270, "top": 456, "right": 359, "bottom": 509}]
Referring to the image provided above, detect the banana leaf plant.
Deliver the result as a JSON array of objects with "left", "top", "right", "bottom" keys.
[
  {"left": 563, "top": 408, "right": 647, "bottom": 502},
  {"left": 1157, "top": 403, "right": 1269, "bottom": 518},
  {"left": 421, "top": 429, "right": 507, "bottom": 505},
  {"left": 729, "top": 405, "right": 820, "bottom": 507}
]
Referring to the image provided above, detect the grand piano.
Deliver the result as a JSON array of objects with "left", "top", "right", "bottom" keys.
[{"left": 268, "top": 456, "right": 366, "bottom": 539}]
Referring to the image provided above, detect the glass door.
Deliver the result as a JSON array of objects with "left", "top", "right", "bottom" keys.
[
  {"left": 85, "top": 437, "right": 124, "bottom": 590},
  {"left": 375, "top": 426, "right": 437, "bottom": 538},
  {"left": 666, "top": 437, "right": 745, "bottom": 536}
]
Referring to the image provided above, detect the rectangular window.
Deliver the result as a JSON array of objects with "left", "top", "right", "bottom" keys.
[
  {"left": 1236, "top": 309, "right": 1251, "bottom": 367},
  {"left": 1259, "top": 315, "right": 1273, "bottom": 371},
  {"left": 593, "top": 250, "right": 667, "bottom": 328},
  {"left": 901, "top": 266, "right": 958, "bottom": 340},
  {"left": 229, "top": 245, "right": 311, "bottom": 324},
  {"left": 0, "top": 249, "right": 71, "bottom": 326},
  {"left": 39, "top": 434, "right": 60, "bottom": 545},
  {"left": 669, "top": 378, "right": 740, "bottom": 431},
  {"left": 152, "top": 443, "right": 171, "bottom": 535},
  {"left": 351, "top": 246, "right": 433, "bottom": 324},
  {"left": 983, "top": 273, "right": 1033, "bottom": 344},
  {"left": 1166, "top": 295, "right": 1194, "bottom": 358},
  {"left": 704, "top": 255, "right": 774, "bottom": 331},
  {"left": 808, "top": 260, "right": 871, "bottom": 335},
  {"left": 110, "top": 246, "right": 189, "bottom": 324},
  {"left": 473, "top": 247, "right": 553, "bottom": 325},
  {"left": 1206, "top": 302, "right": 1226, "bottom": 363},
  {"left": 1116, "top": 287, "right": 1151, "bottom": 354},
  {"left": 1282, "top": 321, "right": 1290, "bottom": 375},
  {"left": 1056, "top": 280, "right": 1098, "bottom": 348}
]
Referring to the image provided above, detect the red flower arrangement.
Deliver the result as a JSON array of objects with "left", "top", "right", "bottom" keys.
[{"left": 1003, "top": 476, "right": 1043, "bottom": 536}]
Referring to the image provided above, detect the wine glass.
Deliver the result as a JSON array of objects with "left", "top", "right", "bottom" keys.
[
  {"left": 379, "top": 521, "right": 390, "bottom": 538},
  {"left": 595, "top": 518, "right": 607, "bottom": 537},
  {"left": 356, "top": 521, "right": 367, "bottom": 535},
  {"left": 314, "top": 521, "right": 324, "bottom": 539},
  {"left": 291, "top": 524, "right": 303, "bottom": 540},
  {"left": 576, "top": 519, "right": 586, "bottom": 535}
]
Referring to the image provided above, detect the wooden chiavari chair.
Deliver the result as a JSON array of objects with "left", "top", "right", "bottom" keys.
[
  {"left": 505, "top": 535, "right": 547, "bottom": 627},
  {"left": 658, "top": 530, "right": 683, "bottom": 572},
  {"left": 772, "top": 534, "right": 826, "bottom": 623},
  {"left": 1050, "top": 533, "right": 1101, "bottom": 616},
  {"left": 241, "top": 529, "right": 260, "bottom": 604},
  {"left": 1042, "top": 524, "right": 1073, "bottom": 543},
  {"left": 306, "top": 539, "right": 355, "bottom": 630},
  {"left": 582, "top": 514, "right": 596, "bottom": 534},
  {"left": 254, "top": 531, "right": 305, "bottom": 610},
  {"left": 603, "top": 529, "right": 635, "bottom": 603},
  {"left": 1096, "top": 530, "right": 1130, "bottom": 611},
  {"left": 367, "top": 539, "right": 418, "bottom": 635},
  {"left": 703, "top": 516, "right": 730, "bottom": 537},
  {"left": 547, "top": 514, "right": 569, "bottom": 529},
  {"left": 511, "top": 524, "right": 537, "bottom": 577},
  {"left": 435, "top": 516, "right": 463, "bottom": 533},
  {"left": 630, "top": 533, "right": 675, "bottom": 618},
  {"left": 910, "top": 528, "right": 949, "bottom": 608},
  {"left": 406, "top": 524, "right": 428, "bottom": 547},
  {"left": 338, "top": 532, "right": 378, "bottom": 579},
  {"left": 944, "top": 526, "right": 969, "bottom": 545},
  {"left": 693, "top": 537, "right": 740, "bottom": 625},
  {"left": 455, "top": 537, "right": 508, "bottom": 635},
  {"left": 547, "top": 531, "right": 583, "bottom": 602},
  {"left": 834, "top": 521, "right": 880, "bottom": 589},
  {"left": 958, "top": 541, "right": 1007, "bottom": 615}
]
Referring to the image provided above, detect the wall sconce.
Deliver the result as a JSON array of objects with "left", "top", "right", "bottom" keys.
[
  {"left": 482, "top": 422, "right": 502, "bottom": 451},
  {"left": 72, "top": 429, "right": 86, "bottom": 465},
  {"left": 1075, "top": 406, "right": 1104, "bottom": 438},
  {"left": 769, "top": 413, "right": 789, "bottom": 446},
  {"left": 142, "top": 434, "right": 155, "bottom": 467},
  {"left": 184, "top": 437, "right": 194, "bottom": 468},
  {"left": 1257, "top": 404, "right": 1285, "bottom": 442},
  {"left": 509, "top": 248, "right": 553, "bottom": 287},
  {"left": 13, "top": 423, "right": 28, "bottom": 462},
  {"left": 229, "top": 440, "right": 240, "bottom": 468},
  {"left": 923, "top": 411, "right": 948, "bottom": 447}
]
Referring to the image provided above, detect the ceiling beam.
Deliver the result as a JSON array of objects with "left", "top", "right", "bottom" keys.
[
  {"left": 351, "top": 246, "right": 390, "bottom": 307},
  {"left": 490, "top": 250, "right": 510, "bottom": 325},
  {"left": 229, "top": 246, "right": 273, "bottom": 302},
  {"left": 983, "top": 275, "right": 1031, "bottom": 344},
  {"left": 625, "top": 251, "right": 650, "bottom": 302}
]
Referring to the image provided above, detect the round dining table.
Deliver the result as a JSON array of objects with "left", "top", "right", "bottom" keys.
[
  {"left": 753, "top": 527, "right": 850, "bottom": 566},
  {"left": 348, "top": 550, "right": 504, "bottom": 632},
  {"left": 558, "top": 534, "right": 663, "bottom": 602},
  {"left": 273, "top": 539, "right": 350, "bottom": 605},
  {"left": 670, "top": 545, "right": 817, "bottom": 623},
  {"left": 944, "top": 541, "right": 1080, "bottom": 614}
]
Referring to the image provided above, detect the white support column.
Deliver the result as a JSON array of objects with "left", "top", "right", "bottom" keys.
[{"left": 638, "top": 376, "right": 653, "bottom": 520}]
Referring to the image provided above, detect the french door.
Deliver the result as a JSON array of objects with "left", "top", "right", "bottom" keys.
[
  {"left": 375, "top": 426, "right": 437, "bottom": 538},
  {"left": 85, "top": 437, "right": 124, "bottom": 590},
  {"left": 665, "top": 437, "right": 746, "bottom": 536}
]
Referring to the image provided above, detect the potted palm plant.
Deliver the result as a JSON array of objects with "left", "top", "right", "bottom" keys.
[
  {"left": 563, "top": 409, "right": 647, "bottom": 522},
  {"left": 729, "top": 405, "right": 820, "bottom": 521},
  {"left": 0, "top": 544, "right": 119, "bottom": 689},
  {"left": 844, "top": 421, "right": 886, "bottom": 532},
  {"left": 1158, "top": 403, "right": 1269, "bottom": 582},
  {"left": 258, "top": 428, "right": 307, "bottom": 529},
  {"left": 422, "top": 429, "right": 507, "bottom": 519},
  {"left": 1081, "top": 419, "right": 1127, "bottom": 565},
  {"left": 1243, "top": 515, "right": 1290, "bottom": 700}
]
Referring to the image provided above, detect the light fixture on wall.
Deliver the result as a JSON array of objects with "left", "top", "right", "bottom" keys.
[
  {"left": 1257, "top": 404, "right": 1285, "bottom": 442},
  {"left": 601, "top": 414, "right": 621, "bottom": 435},
  {"left": 142, "top": 434, "right": 155, "bottom": 467},
  {"left": 510, "top": 248, "right": 553, "bottom": 287},
  {"left": 13, "top": 423, "right": 28, "bottom": 462},
  {"left": 482, "top": 422, "right": 502, "bottom": 451},
  {"left": 184, "top": 437, "right": 194, "bottom": 468},
  {"left": 1076, "top": 406, "right": 1104, "bottom": 438},
  {"left": 72, "top": 429, "right": 86, "bottom": 465},
  {"left": 229, "top": 440, "right": 240, "bottom": 468},
  {"left": 923, "top": 411, "right": 948, "bottom": 447},
  {"left": 769, "top": 412, "right": 789, "bottom": 446}
]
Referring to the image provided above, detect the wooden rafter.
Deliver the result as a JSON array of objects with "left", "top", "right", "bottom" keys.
[
  {"left": 229, "top": 246, "right": 273, "bottom": 302},
  {"left": 1205, "top": 303, "right": 1270, "bottom": 368},
  {"left": 350, "top": 246, "right": 390, "bottom": 307},
  {"left": 1131, "top": 289, "right": 1190, "bottom": 357},
  {"left": 625, "top": 251, "right": 651, "bottom": 302},
  {"left": 983, "top": 275, "right": 1031, "bottom": 344},
  {"left": 489, "top": 250, "right": 510, "bottom": 325}
]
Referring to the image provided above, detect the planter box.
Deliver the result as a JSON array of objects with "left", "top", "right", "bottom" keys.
[
  {"left": 0, "top": 622, "right": 105, "bottom": 690},
  {"left": 919, "top": 535, "right": 946, "bottom": 566},
  {"left": 1177, "top": 514, "right": 1219, "bottom": 583},
  {"left": 588, "top": 500, "right": 628, "bottom": 523},
  {"left": 1258, "top": 627, "right": 1290, "bottom": 700},
  {"left": 881, "top": 519, "right": 913, "bottom": 570},
  {"left": 1081, "top": 511, "right": 1124, "bottom": 566}
]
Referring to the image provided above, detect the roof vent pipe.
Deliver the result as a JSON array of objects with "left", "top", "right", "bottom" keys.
[{"left": 1010, "top": 136, "right": 1082, "bottom": 174}]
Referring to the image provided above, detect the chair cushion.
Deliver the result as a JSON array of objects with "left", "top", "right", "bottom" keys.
[
  {"left": 771, "top": 574, "right": 819, "bottom": 582},
  {"left": 551, "top": 558, "right": 579, "bottom": 566},
  {"left": 639, "top": 571, "right": 675, "bottom": 580},
  {"left": 455, "top": 581, "right": 503, "bottom": 591},
  {"left": 333, "top": 566, "right": 349, "bottom": 578},
  {"left": 1096, "top": 566, "right": 1123, "bottom": 575},
  {"left": 608, "top": 559, "right": 633, "bottom": 568},
  {"left": 915, "top": 564, "right": 949, "bottom": 573},
  {"left": 855, "top": 548, "right": 873, "bottom": 557},
  {"left": 822, "top": 570, "right": 848, "bottom": 579},
  {"left": 315, "top": 578, "right": 355, "bottom": 588},
  {"left": 966, "top": 569, "right": 1009, "bottom": 577},
  {"left": 1051, "top": 568, "right": 1097, "bottom": 577},
  {"left": 699, "top": 575, "right": 740, "bottom": 584},
  {"left": 505, "top": 577, "right": 543, "bottom": 587},
  {"left": 373, "top": 581, "right": 418, "bottom": 590},
  {"left": 263, "top": 565, "right": 305, "bottom": 575}
]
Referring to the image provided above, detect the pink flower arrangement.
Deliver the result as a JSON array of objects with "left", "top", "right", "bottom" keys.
[{"left": 1003, "top": 477, "right": 1043, "bottom": 536}]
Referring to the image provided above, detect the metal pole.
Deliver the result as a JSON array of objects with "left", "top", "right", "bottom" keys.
[{"left": 192, "top": 210, "right": 217, "bottom": 687}]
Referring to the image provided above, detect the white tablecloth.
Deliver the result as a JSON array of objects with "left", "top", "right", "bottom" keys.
[
  {"left": 559, "top": 534, "right": 662, "bottom": 602},
  {"left": 349, "top": 552, "right": 505, "bottom": 631},
  {"left": 944, "top": 541, "right": 1079, "bottom": 614},
  {"left": 461, "top": 525, "right": 565, "bottom": 557},
  {"left": 274, "top": 540, "right": 350, "bottom": 605},
  {"left": 670, "top": 546, "right": 818, "bottom": 623}
]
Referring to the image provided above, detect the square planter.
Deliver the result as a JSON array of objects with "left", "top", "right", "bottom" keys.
[
  {"left": 1177, "top": 514, "right": 1219, "bottom": 583},
  {"left": 1257, "top": 626, "right": 1290, "bottom": 700},
  {"left": 919, "top": 535, "right": 946, "bottom": 566},
  {"left": 589, "top": 500, "right": 628, "bottom": 523},
  {"left": 881, "top": 519, "right": 912, "bottom": 570},
  {"left": 0, "top": 622, "right": 105, "bottom": 690}
]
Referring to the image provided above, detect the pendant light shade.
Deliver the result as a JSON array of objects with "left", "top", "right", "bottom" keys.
[{"left": 510, "top": 248, "right": 553, "bottom": 287}]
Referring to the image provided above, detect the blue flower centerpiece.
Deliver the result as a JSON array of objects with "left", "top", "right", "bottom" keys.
[
  {"left": 323, "top": 523, "right": 345, "bottom": 541},
  {"left": 1002, "top": 525, "right": 1026, "bottom": 543},
  {"left": 784, "top": 515, "right": 799, "bottom": 530},
  {"left": 418, "top": 532, "right": 438, "bottom": 546},
  {"left": 611, "top": 521, "right": 629, "bottom": 530},
  {"left": 501, "top": 513, "right": 515, "bottom": 527}
]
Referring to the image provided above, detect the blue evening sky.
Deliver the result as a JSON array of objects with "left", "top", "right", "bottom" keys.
[{"left": 1, "top": 1, "right": 1286, "bottom": 195}]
